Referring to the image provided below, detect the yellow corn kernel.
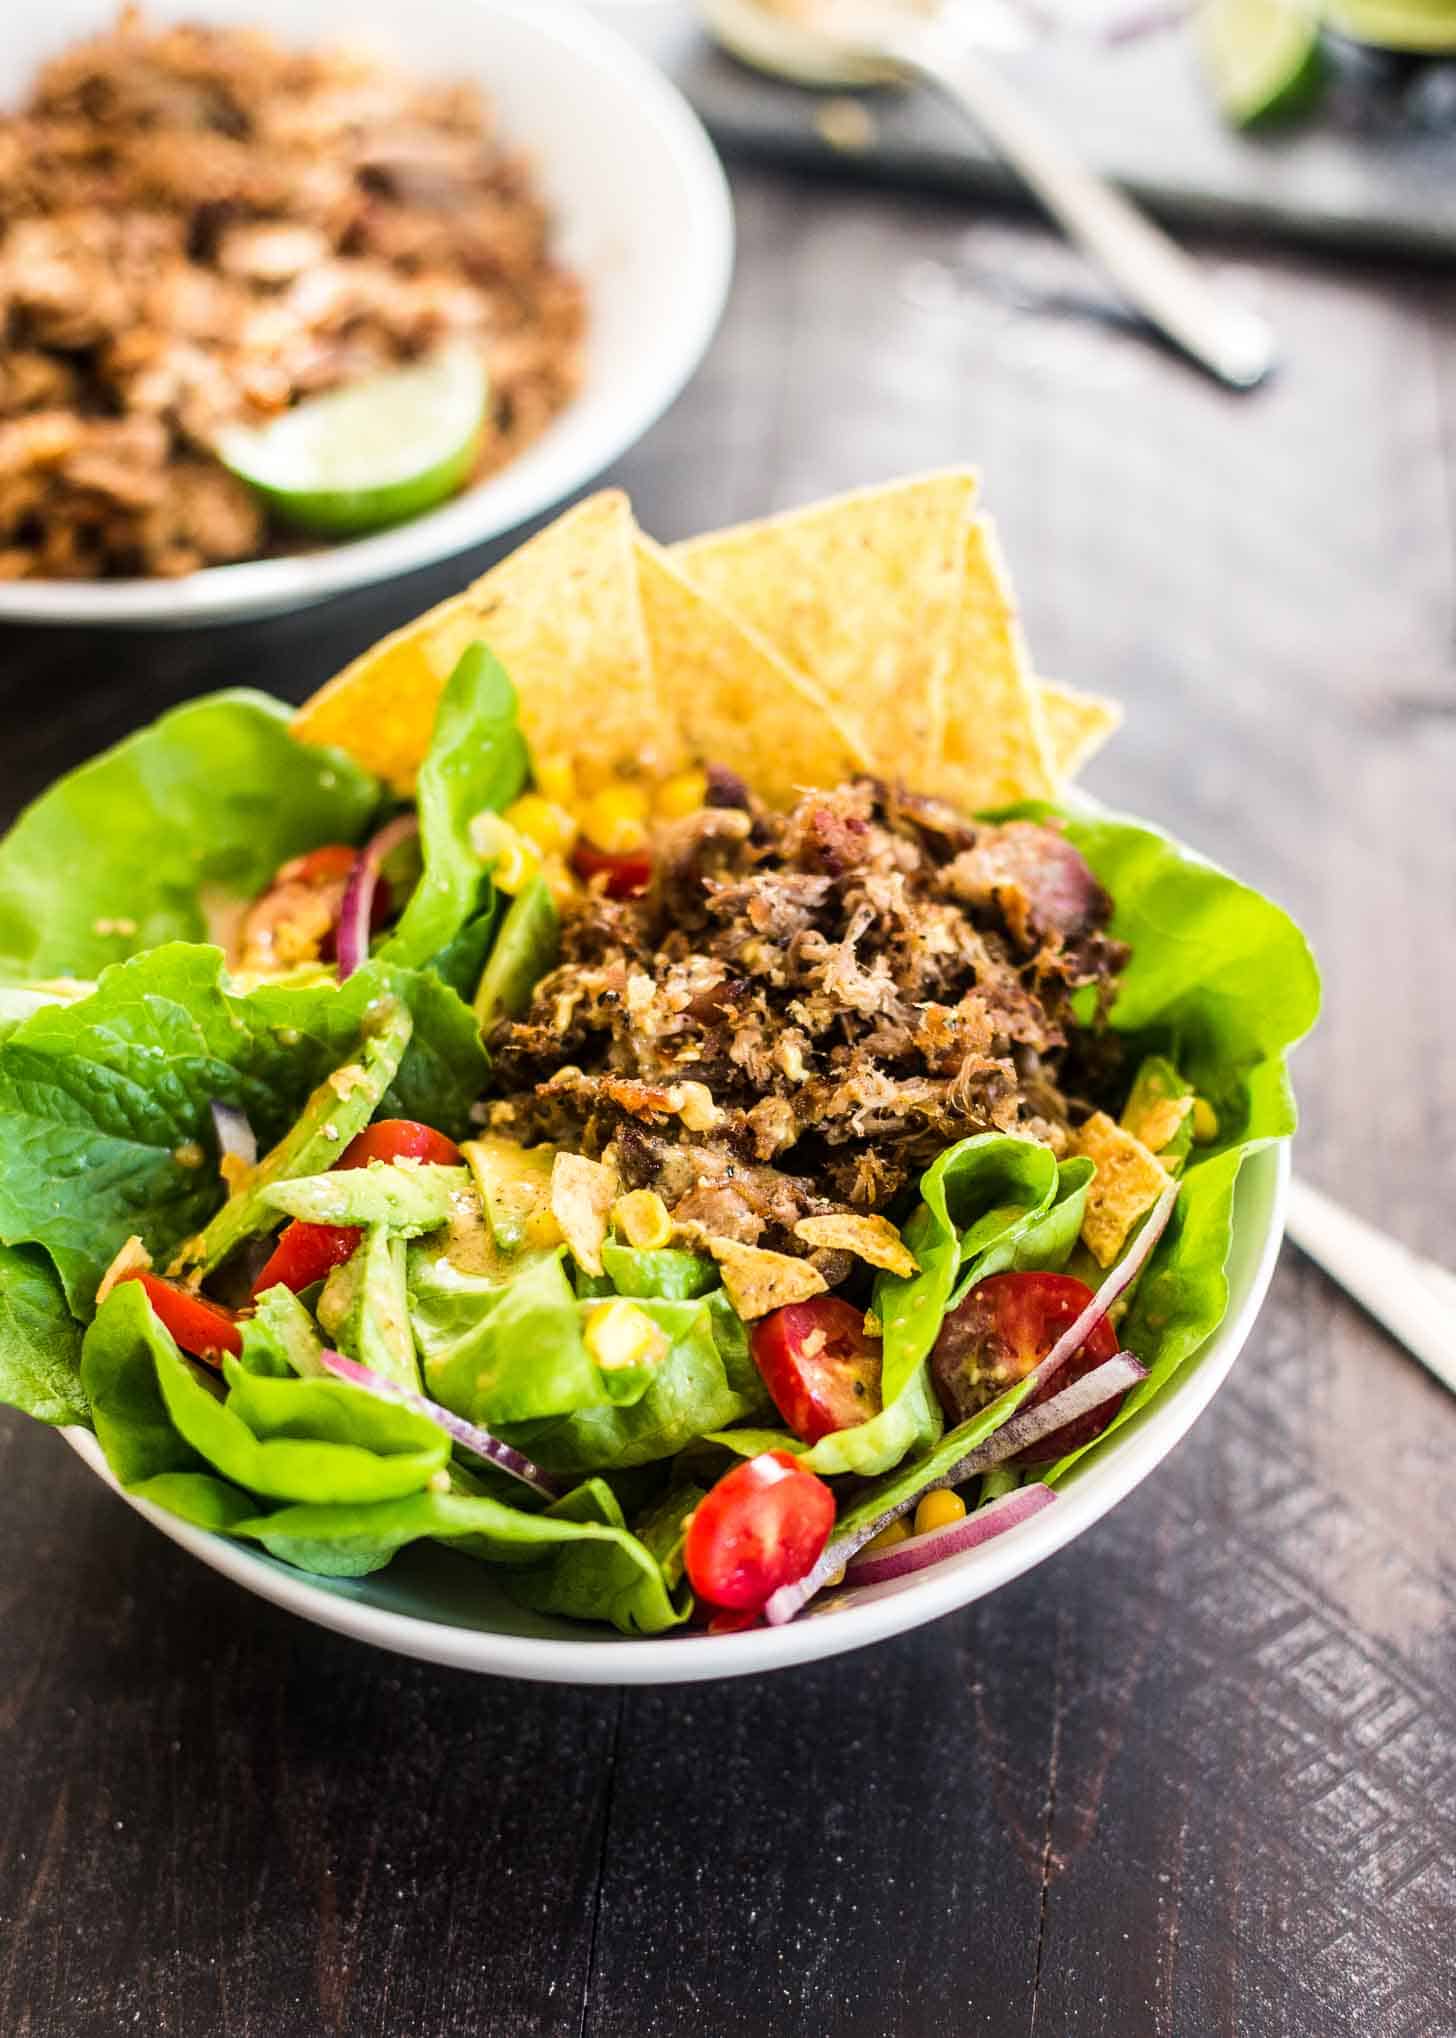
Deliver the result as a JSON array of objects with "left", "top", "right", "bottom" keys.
[
  {"left": 655, "top": 767, "right": 710, "bottom": 820},
  {"left": 580, "top": 784, "right": 651, "bottom": 854},
  {"left": 864, "top": 1517, "right": 912, "bottom": 1554},
  {"left": 1191, "top": 1097, "right": 1219, "bottom": 1144},
  {"left": 824, "top": 1566, "right": 846, "bottom": 1588},
  {"left": 504, "top": 794, "right": 578, "bottom": 857},
  {"left": 584, "top": 1298, "right": 670, "bottom": 1373},
  {"left": 675, "top": 1080, "right": 720, "bottom": 1134},
  {"left": 538, "top": 854, "right": 582, "bottom": 910},
  {"left": 534, "top": 753, "right": 576, "bottom": 808},
  {"left": 613, "top": 1188, "right": 673, "bottom": 1252},
  {"left": 914, "top": 1488, "right": 967, "bottom": 1537},
  {"left": 468, "top": 813, "right": 539, "bottom": 895}
]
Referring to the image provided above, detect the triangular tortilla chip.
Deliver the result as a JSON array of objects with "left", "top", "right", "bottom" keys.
[
  {"left": 294, "top": 492, "right": 672, "bottom": 791},
  {"left": 1037, "top": 680, "right": 1122, "bottom": 784},
  {"left": 920, "top": 514, "right": 1058, "bottom": 812},
  {"left": 635, "top": 537, "right": 869, "bottom": 806},
  {"left": 670, "top": 471, "right": 977, "bottom": 785}
]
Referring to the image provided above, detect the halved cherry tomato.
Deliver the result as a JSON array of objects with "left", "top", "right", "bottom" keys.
[
  {"left": 750, "top": 1296, "right": 882, "bottom": 1445},
  {"left": 252, "top": 1119, "right": 463, "bottom": 1296},
  {"left": 127, "top": 1271, "right": 242, "bottom": 1367},
  {"left": 571, "top": 840, "right": 653, "bottom": 898},
  {"left": 338, "top": 1119, "right": 463, "bottom": 1169},
  {"left": 930, "top": 1270, "right": 1121, "bottom": 1462},
  {"left": 684, "top": 1450, "right": 835, "bottom": 1611}
]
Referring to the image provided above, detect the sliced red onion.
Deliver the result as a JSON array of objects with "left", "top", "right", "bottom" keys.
[
  {"left": 209, "top": 1099, "right": 257, "bottom": 1170},
  {"left": 336, "top": 814, "right": 419, "bottom": 980},
  {"left": 845, "top": 1483, "right": 1057, "bottom": 1587},
  {"left": 1020, "top": 1178, "right": 1178, "bottom": 1403},
  {"left": 317, "top": 1348, "right": 558, "bottom": 1500},
  {"left": 762, "top": 1328, "right": 1160, "bottom": 1627}
]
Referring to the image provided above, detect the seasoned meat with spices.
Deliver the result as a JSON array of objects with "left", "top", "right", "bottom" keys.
[{"left": 488, "top": 780, "right": 1126, "bottom": 1256}]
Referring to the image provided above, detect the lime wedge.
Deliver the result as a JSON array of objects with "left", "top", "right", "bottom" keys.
[
  {"left": 219, "top": 344, "right": 488, "bottom": 536},
  {"left": 1195, "top": 0, "right": 1326, "bottom": 127},
  {"left": 1326, "top": 0, "right": 1456, "bottom": 50}
]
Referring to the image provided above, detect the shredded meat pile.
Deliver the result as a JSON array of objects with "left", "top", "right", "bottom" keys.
[
  {"left": 0, "top": 8, "right": 584, "bottom": 579},
  {"left": 488, "top": 779, "right": 1128, "bottom": 1260}
]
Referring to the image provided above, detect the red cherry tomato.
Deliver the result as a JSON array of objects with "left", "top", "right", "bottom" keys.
[
  {"left": 338, "top": 1119, "right": 463, "bottom": 1169},
  {"left": 286, "top": 844, "right": 358, "bottom": 885},
  {"left": 684, "top": 1450, "right": 836, "bottom": 1611},
  {"left": 127, "top": 1271, "right": 242, "bottom": 1367},
  {"left": 252, "top": 1120, "right": 462, "bottom": 1296},
  {"left": 750, "top": 1296, "right": 882, "bottom": 1445},
  {"left": 930, "top": 1270, "right": 1121, "bottom": 1461},
  {"left": 571, "top": 840, "right": 653, "bottom": 898}
]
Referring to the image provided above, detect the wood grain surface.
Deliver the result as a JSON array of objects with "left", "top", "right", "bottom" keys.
[{"left": 2, "top": 167, "right": 1455, "bottom": 2038}]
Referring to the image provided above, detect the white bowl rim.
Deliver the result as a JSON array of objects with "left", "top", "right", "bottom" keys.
[
  {"left": 0, "top": 0, "right": 734, "bottom": 629},
  {"left": 60, "top": 1142, "right": 1290, "bottom": 1685}
]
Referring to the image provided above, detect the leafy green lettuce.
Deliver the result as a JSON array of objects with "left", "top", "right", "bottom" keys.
[
  {"left": 0, "top": 1241, "right": 87, "bottom": 1427},
  {"left": 380, "top": 646, "right": 528, "bottom": 973},
  {"left": 0, "top": 943, "right": 486, "bottom": 1320},
  {"left": 0, "top": 693, "right": 379, "bottom": 984}
]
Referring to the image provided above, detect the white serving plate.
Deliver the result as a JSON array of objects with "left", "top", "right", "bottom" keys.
[
  {"left": 0, "top": 0, "right": 733, "bottom": 627},
  {"left": 62, "top": 1142, "right": 1289, "bottom": 1685}
]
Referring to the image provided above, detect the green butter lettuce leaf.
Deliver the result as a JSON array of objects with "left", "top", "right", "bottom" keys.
[
  {"left": 631, "top": 1479, "right": 707, "bottom": 1591},
  {"left": 1045, "top": 1143, "right": 1245, "bottom": 1484},
  {"left": 130, "top": 1470, "right": 261, "bottom": 1533},
  {"left": 472, "top": 873, "right": 559, "bottom": 1025},
  {"left": 500, "top": 1291, "right": 767, "bottom": 1476},
  {"left": 381, "top": 646, "right": 528, "bottom": 972},
  {"left": 600, "top": 1243, "right": 719, "bottom": 1301},
  {"left": 411, "top": 1247, "right": 611, "bottom": 1424},
  {"left": 1058, "top": 809, "right": 1320, "bottom": 1148},
  {"left": 0, "top": 945, "right": 486, "bottom": 1314},
  {"left": 224, "top": 1476, "right": 688, "bottom": 1634},
  {"left": 0, "top": 691, "right": 379, "bottom": 984},
  {"left": 83, "top": 1278, "right": 447, "bottom": 1503},
  {"left": 0, "top": 1241, "right": 88, "bottom": 1426}
]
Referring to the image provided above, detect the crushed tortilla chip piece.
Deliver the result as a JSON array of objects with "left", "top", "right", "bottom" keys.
[
  {"left": 701, "top": 1237, "right": 828, "bottom": 1319},
  {"left": 95, "top": 1234, "right": 152, "bottom": 1309},
  {"left": 1126, "top": 1092, "right": 1193, "bottom": 1158},
  {"left": 1038, "top": 680, "right": 1123, "bottom": 785},
  {"left": 635, "top": 537, "right": 870, "bottom": 805},
  {"left": 670, "top": 470, "right": 977, "bottom": 785},
  {"left": 1071, "top": 1111, "right": 1174, "bottom": 1268},
  {"left": 293, "top": 492, "right": 673, "bottom": 792},
  {"left": 550, "top": 1151, "right": 619, "bottom": 1278},
  {"left": 793, "top": 1212, "right": 918, "bottom": 1278}
]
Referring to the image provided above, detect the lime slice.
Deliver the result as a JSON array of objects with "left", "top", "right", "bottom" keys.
[
  {"left": 1195, "top": 0, "right": 1326, "bottom": 127},
  {"left": 219, "top": 344, "right": 488, "bottom": 536},
  {"left": 1325, "top": 0, "right": 1456, "bottom": 50}
]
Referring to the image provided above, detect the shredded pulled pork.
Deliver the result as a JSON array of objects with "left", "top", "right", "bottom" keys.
[
  {"left": 0, "top": 9, "right": 584, "bottom": 579},
  {"left": 488, "top": 781, "right": 1127, "bottom": 1257}
]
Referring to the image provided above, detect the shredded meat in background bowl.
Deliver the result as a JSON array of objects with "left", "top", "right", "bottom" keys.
[
  {"left": 487, "top": 780, "right": 1128, "bottom": 1257},
  {"left": 0, "top": 7, "right": 585, "bottom": 580}
]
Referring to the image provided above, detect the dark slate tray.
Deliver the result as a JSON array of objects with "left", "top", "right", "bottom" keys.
[{"left": 605, "top": 2, "right": 1456, "bottom": 259}]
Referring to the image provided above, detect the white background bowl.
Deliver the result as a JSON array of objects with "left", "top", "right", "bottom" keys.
[
  {"left": 62, "top": 1143, "right": 1289, "bottom": 1685},
  {"left": 0, "top": 0, "right": 733, "bottom": 627}
]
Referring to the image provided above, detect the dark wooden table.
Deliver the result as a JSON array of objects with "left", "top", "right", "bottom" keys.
[{"left": 3, "top": 165, "right": 1455, "bottom": 2038}]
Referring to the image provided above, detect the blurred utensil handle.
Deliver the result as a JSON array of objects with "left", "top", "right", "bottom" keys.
[
  {"left": 1285, "top": 1176, "right": 1456, "bottom": 1398},
  {"left": 888, "top": 14, "right": 1278, "bottom": 389}
]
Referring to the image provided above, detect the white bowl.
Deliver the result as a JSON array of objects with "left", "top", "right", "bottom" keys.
[
  {"left": 0, "top": 0, "right": 733, "bottom": 628},
  {"left": 62, "top": 1142, "right": 1289, "bottom": 1685}
]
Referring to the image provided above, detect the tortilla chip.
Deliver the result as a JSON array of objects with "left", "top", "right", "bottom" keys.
[
  {"left": 1071, "top": 1111, "right": 1174, "bottom": 1269},
  {"left": 1038, "top": 680, "right": 1123, "bottom": 784},
  {"left": 294, "top": 492, "right": 672, "bottom": 791},
  {"left": 921, "top": 515, "right": 1058, "bottom": 812},
  {"left": 1126, "top": 1092, "right": 1193, "bottom": 1159},
  {"left": 702, "top": 1237, "right": 827, "bottom": 1320},
  {"left": 550, "top": 1152, "right": 618, "bottom": 1278},
  {"left": 635, "top": 537, "right": 870, "bottom": 805},
  {"left": 670, "top": 471, "right": 978, "bottom": 784},
  {"left": 793, "top": 1212, "right": 918, "bottom": 1278}
]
